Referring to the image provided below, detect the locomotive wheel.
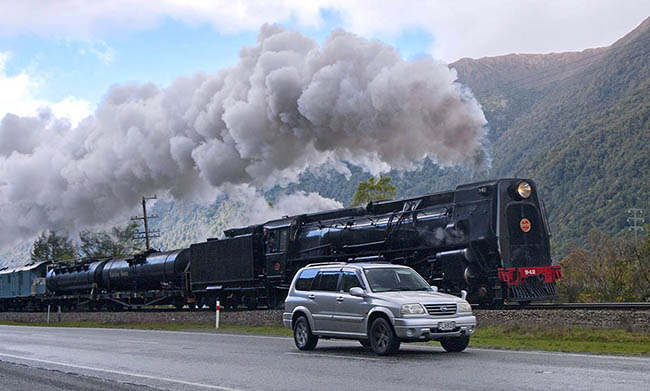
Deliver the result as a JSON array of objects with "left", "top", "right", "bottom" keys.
[
  {"left": 369, "top": 317, "right": 400, "bottom": 356},
  {"left": 293, "top": 316, "right": 318, "bottom": 350},
  {"left": 197, "top": 296, "right": 207, "bottom": 309},
  {"left": 245, "top": 296, "right": 258, "bottom": 310},
  {"left": 266, "top": 291, "right": 285, "bottom": 310},
  {"left": 440, "top": 336, "right": 470, "bottom": 353}
]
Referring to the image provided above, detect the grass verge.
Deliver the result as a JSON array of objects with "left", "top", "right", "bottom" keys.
[
  {"left": 2, "top": 321, "right": 648, "bottom": 355},
  {"left": 470, "top": 325, "right": 650, "bottom": 356},
  {"left": 0, "top": 320, "right": 293, "bottom": 336}
]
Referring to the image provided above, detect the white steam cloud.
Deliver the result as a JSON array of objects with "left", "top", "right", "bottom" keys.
[{"left": 0, "top": 25, "right": 487, "bottom": 248}]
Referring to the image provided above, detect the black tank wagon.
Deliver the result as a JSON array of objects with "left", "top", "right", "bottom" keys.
[{"left": 0, "top": 178, "right": 561, "bottom": 311}]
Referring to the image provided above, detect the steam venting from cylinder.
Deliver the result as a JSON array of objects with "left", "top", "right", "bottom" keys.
[{"left": 0, "top": 24, "right": 488, "bottom": 248}]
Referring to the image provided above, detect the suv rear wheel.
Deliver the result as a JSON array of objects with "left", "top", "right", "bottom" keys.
[
  {"left": 440, "top": 336, "right": 470, "bottom": 352},
  {"left": 369, "top": 317, "right": 400, "bottom": 355},
  {"left": 293, "top": 316, "right": 318, "bottom": 350}
]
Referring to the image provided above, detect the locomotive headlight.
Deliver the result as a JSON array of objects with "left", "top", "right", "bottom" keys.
[
  {"left": 401, "top": 303, "right": 426, "bottom": 315},
  {"left": 517, "top": 181, "right": 532, "bottom": 199},
  {"left": 457, "top": 301, "right": 472, "bottom": 313}
]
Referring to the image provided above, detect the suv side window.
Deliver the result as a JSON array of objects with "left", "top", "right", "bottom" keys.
[
  {"left": 340, "top": 271, "right": 363, "bottom": 292},
  {"left": 314, "top": 271, "right": 340, "bottom": 291},
  {"left": 295, "top": 269, "right": 318, "bottom": 291}
]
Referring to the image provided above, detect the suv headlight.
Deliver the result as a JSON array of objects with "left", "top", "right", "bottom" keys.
[
  {"left": 457, "top": 301, "right": 472, "bottom": 313},
  {"left": 401, "top": 303, "right": 426, "bottom": 315}
]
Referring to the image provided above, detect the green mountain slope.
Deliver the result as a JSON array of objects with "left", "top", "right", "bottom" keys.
[{"left": 452, "top": 16, "right": 650, "bottom": 253}]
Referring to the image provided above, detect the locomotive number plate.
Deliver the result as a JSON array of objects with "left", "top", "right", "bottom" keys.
[
  {"left": 520, "top": 218, "right": 532, "bottom": 232},
  {"left": 437, "top": 321, "right": 456, "bottom": 331}
]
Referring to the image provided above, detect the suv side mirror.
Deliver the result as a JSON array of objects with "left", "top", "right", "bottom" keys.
[
  {"left": 430, "top": 285, "right": 438, "bottom": 292},
  {"left": 349, "top": 287, "right": 366, "bottom": 297}
]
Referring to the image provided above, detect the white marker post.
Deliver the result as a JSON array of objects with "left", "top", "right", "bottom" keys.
[
  {"left": 47, "top": 305, "right": 51, "bottom": 324},
  {"left": 215, "top": 300, "right": 220, "bottom": 329}
]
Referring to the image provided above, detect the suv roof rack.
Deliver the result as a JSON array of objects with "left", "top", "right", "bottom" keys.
[{"left": 304, "top": 262, "right": 348, "bottom": 268}]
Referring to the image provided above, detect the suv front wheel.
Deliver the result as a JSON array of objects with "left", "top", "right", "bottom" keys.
[
  {"left": 440, "top": 336, "right": 470, "bottom": 352},
  {"left": 369, "top": 317, "right": 400, "bottom": 355},
  {"left": 293, "top": 316, "right": 318, "bottom": 350}
]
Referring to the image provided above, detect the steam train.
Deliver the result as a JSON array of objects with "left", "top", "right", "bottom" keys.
[{"left": 0, "top": 178, "right": 561, "bottom": 311}]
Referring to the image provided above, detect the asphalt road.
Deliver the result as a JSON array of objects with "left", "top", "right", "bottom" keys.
[
  {"left": 0, "top": 360, "right": 160, "bottom": 391},
  {"left": 0, "top": 325, "right": 648, "bottom": 391}
]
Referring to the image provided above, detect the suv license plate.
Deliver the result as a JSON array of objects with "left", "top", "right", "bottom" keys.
[{"left": 437, "top": 321, "right": 456, "bottom": 331}]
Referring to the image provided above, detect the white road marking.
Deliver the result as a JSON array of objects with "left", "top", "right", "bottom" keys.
[
  {"left": 23, "top": 333, "right": 51, "bottom": 337},
  {"left": 0, "top": 352, "right": 244, "bottom": 391},
  {"left": 285, "top": 352, "right": 381, "bottom": 361},
  {"left": 119, "top": 339, "right": 159, "bottom": 345}
]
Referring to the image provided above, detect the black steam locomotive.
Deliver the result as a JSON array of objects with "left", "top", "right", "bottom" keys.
[{"left": 0, "top": 178, "right": 561, "bottom": 311}]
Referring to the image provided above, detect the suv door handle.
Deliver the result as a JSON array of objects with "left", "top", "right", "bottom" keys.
[
  {"left": 336, "top": 296, "right": 344, "bottom": 302},
  {"left": 308, "top": 294, "right": 316, "bottom": 299}
]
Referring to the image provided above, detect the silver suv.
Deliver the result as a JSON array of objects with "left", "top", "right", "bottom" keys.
[{"left": 283, "top": 263, "right": 477, "bottom": 355}]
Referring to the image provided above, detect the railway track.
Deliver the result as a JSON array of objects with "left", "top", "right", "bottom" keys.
[
  {"left": 474, "top": 302, "right": 650, "bottom": 310},
  {"left": 3, "top": 302, "right": 650, "bottom": 314}
]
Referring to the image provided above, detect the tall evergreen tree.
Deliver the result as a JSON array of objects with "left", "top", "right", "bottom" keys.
[
  {"left": 79, "top": 222, "right": 142, "bottom": 258},
  {"left": 351, "top": 176, "right": 397, "bottom": 206},
  {"left": 31, "top": 231, "right": 77, "bottom": 264}
]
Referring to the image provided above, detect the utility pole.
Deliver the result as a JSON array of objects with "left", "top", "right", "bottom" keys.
[
  {"left": 132, "top": 196, "right": 160, "bottom": 251},
  {"left": 627, "top": 208, "right": 645, "bottom": 241}
]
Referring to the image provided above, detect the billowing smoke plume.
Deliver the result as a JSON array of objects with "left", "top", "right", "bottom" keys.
[
  {"left": 0, "top": 25, "right": 487, "bottom": 248},
  {"left": 225, "top": 186, "right": 344, "bottom": 229}
]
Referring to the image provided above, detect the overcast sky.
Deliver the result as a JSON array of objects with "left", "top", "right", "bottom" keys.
[{"left": 0, "top": 0, "right": 649, "bottom": 124}]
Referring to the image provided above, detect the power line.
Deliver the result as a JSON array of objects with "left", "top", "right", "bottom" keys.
[
  {"left": 627, "top": 208, "right": 645, "bottom": 241},
  {"left": 131, "top": 196, "right": 160, "bottom": 251}
]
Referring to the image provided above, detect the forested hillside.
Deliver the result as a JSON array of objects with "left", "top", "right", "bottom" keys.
[
  {"left": 453, "top": 16, "right": 650, "bottom": 254},
  {"left": 1, "top": 17, "right": 648, "bottom": 266}
]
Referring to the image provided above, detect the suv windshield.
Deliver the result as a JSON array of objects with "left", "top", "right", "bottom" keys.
[{"left": 364, "top": 268, "right": 431, "bottom": 292}]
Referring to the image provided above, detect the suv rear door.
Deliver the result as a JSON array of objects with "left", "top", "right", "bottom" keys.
[
  {"left": 309, "top": 269, "right": 341, "bottom": 333},
  {"left": 332, "top": 269, "right": 366, "bottom": 335}
]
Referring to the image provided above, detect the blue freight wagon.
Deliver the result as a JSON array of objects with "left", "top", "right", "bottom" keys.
[{"left": 0, "top": 261, "right": 50, "bottom": 310}]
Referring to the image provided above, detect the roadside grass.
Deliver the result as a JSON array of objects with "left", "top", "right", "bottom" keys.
[
  {"left": 0, "top": 320, "right": 293, "bottom": 336},
  {"left": 2, "top": 320, "right": 648, "bottom": 355},
  {"left": 470, "top": 325, "right": 650, "bottom": 356}
]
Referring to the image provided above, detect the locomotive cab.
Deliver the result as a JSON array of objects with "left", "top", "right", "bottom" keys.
[{"left": 263, "top": 219, "right": 292, "bottom": 278}]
